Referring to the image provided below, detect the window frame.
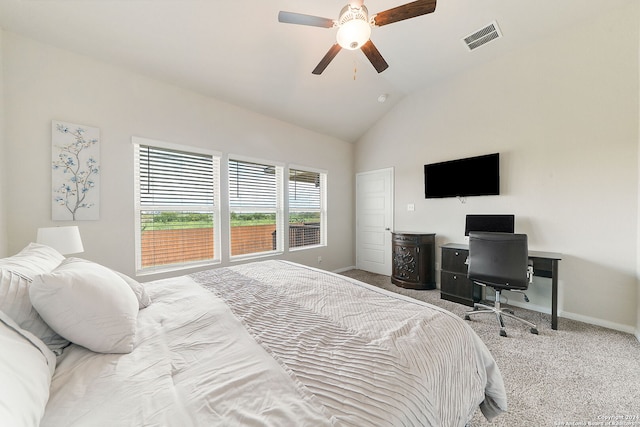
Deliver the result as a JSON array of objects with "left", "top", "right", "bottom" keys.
[
  {"left": 133, "top": 137, "right": 221, "bottom": 275},
  {"left": 227, "top": 154, "right": 285, "bottom": 261},
  {"left": 287, "top": 164, "right": 327, "bottom": 251}
]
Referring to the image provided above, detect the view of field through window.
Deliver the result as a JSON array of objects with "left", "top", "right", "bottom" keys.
[{"left": 140, "top": 211, "right": 321, "bottom": 268}]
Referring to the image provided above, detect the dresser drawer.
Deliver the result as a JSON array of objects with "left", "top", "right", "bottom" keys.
[
  {"left": 440, "top": 271, "right": 473, "bottom": 296},
  {"left": 440, "top": 271, "right": 476, "bottom": 307},
  {"left": 441, "top": 247, "right": 469, "bottom": 273},
  {"left": 392, "top": 234, "right": 420, "bottom": 245}
]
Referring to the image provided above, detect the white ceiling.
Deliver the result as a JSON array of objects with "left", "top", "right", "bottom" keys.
[{"left": 0, "top": 0, "right": 633, "bottom": 142}]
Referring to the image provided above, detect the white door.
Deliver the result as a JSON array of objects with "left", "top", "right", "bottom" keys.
[{"left": 356, "top": 168, "right": 394, "bottom": 275}]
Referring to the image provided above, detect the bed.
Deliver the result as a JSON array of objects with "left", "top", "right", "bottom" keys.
[{"left": 1, "top": 243, "right": 507, "bottom": 426}]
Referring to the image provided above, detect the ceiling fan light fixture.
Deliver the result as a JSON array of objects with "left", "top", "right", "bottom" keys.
[
  {"left": 336, "top": 5, "right": 372, "bottom": 50},
  {"left": 278, "top": 0, "right": 438, "bottom": 74}
]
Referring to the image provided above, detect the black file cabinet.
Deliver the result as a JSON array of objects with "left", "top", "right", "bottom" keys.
[{"left": 440, "top": 243, "right": 481, "bottom": 306}]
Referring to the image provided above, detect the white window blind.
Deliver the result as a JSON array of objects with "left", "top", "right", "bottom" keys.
[
  {"left": 228, "top": 158, "right": 283, "bottom": 258},
  {"left": 139, "top": 146, "right": 214, "bottom": 206},
  {"left": 289, "top": 168, "right": 326, "bottom": 249},
  {"left": 134, "top": 140, "right": 220, "bottom": 272}
]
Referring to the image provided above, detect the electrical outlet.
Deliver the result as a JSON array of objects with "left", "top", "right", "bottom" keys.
[{"left": 317, "top": 256, "right": 322, "bottom": 264}]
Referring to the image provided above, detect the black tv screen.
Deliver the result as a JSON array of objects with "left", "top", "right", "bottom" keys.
[
  {"left": 424, "top": 153, "right": 500, "bottom": 198},
  {"left": 465, "top": 214, "right": 515, "bottom": 236}
]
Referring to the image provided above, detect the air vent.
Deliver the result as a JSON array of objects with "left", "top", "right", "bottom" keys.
[{"left": 463, "top": 21, "right": 502, "bottom": 51}]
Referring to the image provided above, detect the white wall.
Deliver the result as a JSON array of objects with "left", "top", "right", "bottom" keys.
[
  {"left": 356, "top": 4, "right": 639, "bottom": 332},
  {"left": 0, "top": 29, "right": 6, "bottom": 257},
  {"left": 637, "top": 7, "right": 640, "bottom": 340},
  {"left": 2, "top": 31, "right": 355, "bottom": 278}
]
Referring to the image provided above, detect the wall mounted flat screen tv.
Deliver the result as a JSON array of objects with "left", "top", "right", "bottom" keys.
[
  {"left": 424, "top": 153, "right": 500, "bottom": 198},
  {"left": 464, "top": 214, "right": 515, "bottom": 236}
]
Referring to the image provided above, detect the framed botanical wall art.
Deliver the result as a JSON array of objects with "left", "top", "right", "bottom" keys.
[{"left": 51, "top": 120, "right": 100, "bottom": 220}]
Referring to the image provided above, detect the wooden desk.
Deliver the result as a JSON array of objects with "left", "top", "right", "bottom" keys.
[{"left": 440, "top": 243, "right": 563, "bottom": 330}]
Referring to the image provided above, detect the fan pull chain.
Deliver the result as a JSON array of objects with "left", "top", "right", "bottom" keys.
[{"left": 353, "top": 61, "right": 357, "bottom": 80}]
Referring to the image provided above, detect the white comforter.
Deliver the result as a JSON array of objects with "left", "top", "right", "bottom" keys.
[{"left": 42, "top": 261, "right": 506, "bottom": 426}]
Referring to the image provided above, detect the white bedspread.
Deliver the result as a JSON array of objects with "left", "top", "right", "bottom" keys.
[{"left": 42, "top": 260, "right": 506, "bottom": 426}]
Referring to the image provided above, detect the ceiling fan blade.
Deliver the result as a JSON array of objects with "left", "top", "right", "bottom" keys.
[
  {"left": 373, "top": 0, "right": 437, "bottom": 27},
  {"left": 312, "top": 44, "right": 342, "bottom": 75},
  {"left": 361, "top": 40, "right": 389, "bottom": 73},
  {"left": 278, "top": 11, "right": 334, "bottom": 28}
]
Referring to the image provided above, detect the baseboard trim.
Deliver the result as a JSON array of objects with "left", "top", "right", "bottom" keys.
[
  {"left": 333, "top": 266, "right": 356, "bottom": 274},
  {"left": 504, "top": 300, "right": 551, "bottom": 315},
  {"left": 497, "top": 300, "right": 636, "bottom": 335},
  {"left": 558, "top": 311, "right": 636, "bottom": 335}
]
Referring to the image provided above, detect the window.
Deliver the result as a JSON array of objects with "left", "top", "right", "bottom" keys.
[
  {"left": 133, "top": 138, "right": 220, "bottom": 273},
  {"left": 228, "top": 158, "right": 284, "bottom": 258},
  {"left": 288, "top": 167, "right": 327, "bottom": 249}
]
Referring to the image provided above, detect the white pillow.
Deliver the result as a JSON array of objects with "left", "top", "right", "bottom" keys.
[
  {"left": 113, "top": 270, "right": 152, "bottom": 309},
  {"left": 0, "top": 243, "right": 69, "bottom": 353},
  {"left": 30, "top": 258, "right": 139, "bottom": 354},
  {"left": 0, "top": 269, "right": 69, "bottom": 353},
  {"left": 0, "top": 310, "right": 56, "bottom": 427},
  {"left": 0, "top": 242, "right": 65, "bottom": 277}
]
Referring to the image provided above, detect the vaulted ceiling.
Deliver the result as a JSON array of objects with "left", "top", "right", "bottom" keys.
[{"left": 0, "top": 0, "right": 633, "bottom": 142}]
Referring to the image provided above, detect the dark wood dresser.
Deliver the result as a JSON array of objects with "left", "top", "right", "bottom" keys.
[
  {"left": 391, "top": 232, "right": 436, "bottom": 290},
  {"left": 440, "top": 243, "right": 481, "bottom": 306}
]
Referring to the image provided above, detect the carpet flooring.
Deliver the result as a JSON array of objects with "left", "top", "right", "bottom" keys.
[{"left": 339, "top": 269, "right": 640, "bottom": 427}]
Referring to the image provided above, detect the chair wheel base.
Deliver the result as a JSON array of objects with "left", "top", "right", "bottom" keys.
[
  {"left": 499, "top": 329, "right": 507, "bottom": 337},
  {"left": 530, "top": 328, "right": 539, "bottom": 335}
]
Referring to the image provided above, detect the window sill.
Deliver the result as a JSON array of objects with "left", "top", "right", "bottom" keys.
[
  {"left": 289, "top": 244, "right": 326, "bottom": 252},
  {"left": 136, "top": 259, "right": 221, "bottom": 277},
  {"left": 229, "top": 251, "right": 284, "bottom": 263}
]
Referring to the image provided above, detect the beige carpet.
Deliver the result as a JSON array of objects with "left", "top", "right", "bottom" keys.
[{"left": 340, "top": 269, "right": 640, "bottom": 427}]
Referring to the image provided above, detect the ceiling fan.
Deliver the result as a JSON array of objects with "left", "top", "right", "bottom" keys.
[{"left": 278, "top": 0, "right": 437, "bottom": 75}]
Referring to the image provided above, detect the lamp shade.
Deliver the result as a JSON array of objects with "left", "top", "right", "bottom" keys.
[{"left": 36, "top": 226, "right": 84, "bottom": 255}]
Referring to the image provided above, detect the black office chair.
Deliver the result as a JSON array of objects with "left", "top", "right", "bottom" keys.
[{"left": 464, "top": 232, "right": 538, "bottom": 337}]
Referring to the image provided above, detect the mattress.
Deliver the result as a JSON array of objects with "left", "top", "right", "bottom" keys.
[{"left": 41, "top": 260, "right": 506, "bottom": 426}]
